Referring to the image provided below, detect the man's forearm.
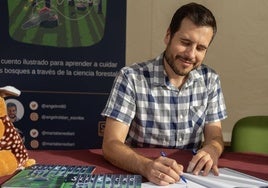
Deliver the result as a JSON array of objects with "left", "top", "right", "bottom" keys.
[
  {"left": 203, "top": 135, "right": 224, "bottom": 159},
  {"left": 203, "top": 123, "right": 225, "bottom": 159},
  {"left": 102, "top": 140, "right": 151, "bottom": 176}
]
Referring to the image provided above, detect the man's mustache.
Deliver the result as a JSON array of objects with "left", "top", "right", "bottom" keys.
[{"left": 175, "top": 55, "right": 193, "bottom": 63}]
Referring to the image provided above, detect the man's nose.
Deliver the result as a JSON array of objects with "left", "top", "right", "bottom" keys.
[{"left": 184, "top": 46, "right": 196, "bottom": 59}]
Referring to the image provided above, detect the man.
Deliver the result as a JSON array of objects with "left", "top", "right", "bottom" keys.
[
  {"left": 101, "top": 2, "right": 227, "bottom": 186},
  {"left": 7, "top": 102, "right": 20, "bottom": 123}
]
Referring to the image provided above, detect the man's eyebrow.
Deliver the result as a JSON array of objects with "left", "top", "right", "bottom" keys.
[{"left": 180, "top": 38, "right": 191, "bottom": 42}]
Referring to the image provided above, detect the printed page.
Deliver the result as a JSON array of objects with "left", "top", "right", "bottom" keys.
[
  {"left": 142, "top": 168, "right": 268, "bottom": 188},
  {"left": 183, "top": 168, "right": 268, "bottom": 188},
  {"left": 142, "top": 180, "right": 206, "bottom": 188}
]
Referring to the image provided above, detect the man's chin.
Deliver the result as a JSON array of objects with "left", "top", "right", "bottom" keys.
[{"left": 176, "top": 71, "right": 190, "bottom": 77}]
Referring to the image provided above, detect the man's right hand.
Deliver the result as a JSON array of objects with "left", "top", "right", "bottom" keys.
[{"left": 144, "top": 155, "right": 184, "bottom": 186}]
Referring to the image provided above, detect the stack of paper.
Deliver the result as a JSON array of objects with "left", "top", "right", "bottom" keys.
[{"left": 142, "top": 168, "right": 268, "bottom": 188}]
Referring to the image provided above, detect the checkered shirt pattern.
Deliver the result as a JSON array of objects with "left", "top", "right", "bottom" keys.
[{"left": 101, "top": 53, "right": 227, "bottom": 149}]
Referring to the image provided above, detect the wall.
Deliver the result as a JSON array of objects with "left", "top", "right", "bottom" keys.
[{"left": 126, "top": 0, "right": 268, "bottom": 142}]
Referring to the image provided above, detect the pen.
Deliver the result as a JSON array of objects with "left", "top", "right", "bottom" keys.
[
  {"left": 160, "top": 151, "right": 187, "bottom": 184},
  {"left": 192, "top": 149, "right": 198, "bottom": 155}
]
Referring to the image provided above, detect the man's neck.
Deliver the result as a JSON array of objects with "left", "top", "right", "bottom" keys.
[{"left": 163, "top": 59, "right": 188, "bottom": 89}]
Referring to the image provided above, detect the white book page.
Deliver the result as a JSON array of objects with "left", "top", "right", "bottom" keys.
[
  {"left": 183, "top": 168, "right": 268, "bottom": 188},
  {"left": 142, "top": 179, "right": 206, "bottom": 188},
  {"left": 142, "top": 168, "right": 268, "bottom": 188}
]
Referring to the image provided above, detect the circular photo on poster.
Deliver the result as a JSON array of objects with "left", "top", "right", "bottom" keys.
[
  {"left": 29, "top": 101, "right": 38, "bottom": 111},
  {"left": 5, "top": 99, "right": 24, "bottom": 123},
  {"left": 30, "top": 112, "right": 39, "bottom": 122}
]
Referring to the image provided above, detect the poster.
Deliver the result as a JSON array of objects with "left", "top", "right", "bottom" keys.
[{"left": 0, "top": 0, "right": 126, "bottom": 149}]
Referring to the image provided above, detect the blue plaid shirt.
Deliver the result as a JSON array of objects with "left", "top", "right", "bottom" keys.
[{"left": 102, "top": 53, "right": 227, "bottom": 149}]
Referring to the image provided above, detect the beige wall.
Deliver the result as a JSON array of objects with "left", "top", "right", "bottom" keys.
[{"left": 126, "top": 0, "right": 268, "bottom": 142}]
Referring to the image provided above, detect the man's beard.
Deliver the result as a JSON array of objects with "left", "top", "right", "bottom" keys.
[
  {"left": 9, "top": 115, "right": 16, "bottom": 119},
  {"left": 164, "top": 53, "right": 196, "bottom": 76}
]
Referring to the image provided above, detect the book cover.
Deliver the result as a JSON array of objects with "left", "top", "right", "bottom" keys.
[
  {"left": 61, "top": 174, "right": 142, "bottom": 188},
  {"left": 1, "top": 164, "right": 96, "bottom": 188}
]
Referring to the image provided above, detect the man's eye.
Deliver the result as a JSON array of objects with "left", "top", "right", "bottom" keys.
[
  {"left": 197, "top": 46, "right": 207, "bottom": 52},
  {"left": 181, "top": 41, "right": 190, "bottom": 46}
]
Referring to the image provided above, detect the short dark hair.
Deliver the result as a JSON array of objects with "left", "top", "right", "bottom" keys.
[
  {"left": 169, "top": 2, "right": 217, "bottom": 42},
  {"left": 7, "top": 102, "right": 17, "bottom": 109}
]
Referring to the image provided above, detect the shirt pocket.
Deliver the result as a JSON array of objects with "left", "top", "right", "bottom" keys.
[{"left": 189, "top": 105, "right": 206, "bottom": 128}]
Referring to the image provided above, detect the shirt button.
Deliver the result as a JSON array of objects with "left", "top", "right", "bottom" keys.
[{"left": 180, "top": 115, "right": 183, "bottom": 119}]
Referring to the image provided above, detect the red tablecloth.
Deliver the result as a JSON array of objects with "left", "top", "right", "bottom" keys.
[{"left": 1, "top": 148, "right": 267, "bottom": 185}]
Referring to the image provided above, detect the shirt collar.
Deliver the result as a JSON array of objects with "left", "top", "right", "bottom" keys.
[{"left": 152, "top": 53, "right": 166, "bottom": 87}]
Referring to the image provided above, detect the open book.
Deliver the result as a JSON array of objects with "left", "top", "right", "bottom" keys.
[{"left": 142, "top": 168, "right": 268, "bottom": 188}]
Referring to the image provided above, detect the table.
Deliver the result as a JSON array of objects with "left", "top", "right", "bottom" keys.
[{"left": 1, "top": 148, "right": 267, "bottom": 185}]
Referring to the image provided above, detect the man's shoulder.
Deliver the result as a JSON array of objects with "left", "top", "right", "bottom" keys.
[
  {"left": 196, "top": 64, "right": 219, "bottom": 77},
  {"left": 193, "top": 64, "right": 221, "bottom": 88}
]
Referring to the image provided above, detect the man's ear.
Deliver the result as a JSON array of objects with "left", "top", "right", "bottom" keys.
[{"left": 164, "top": 28, "right": 171, "bottom": 45}]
